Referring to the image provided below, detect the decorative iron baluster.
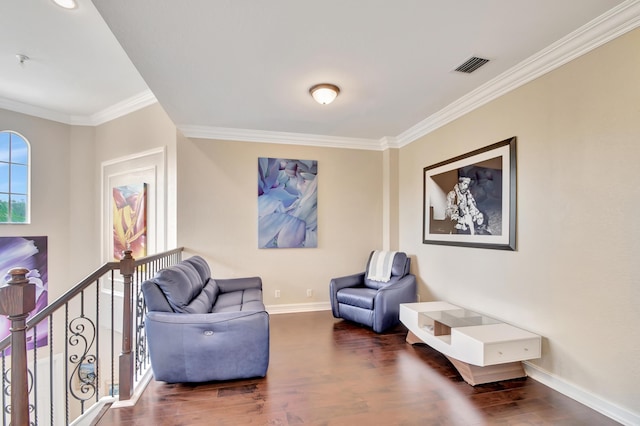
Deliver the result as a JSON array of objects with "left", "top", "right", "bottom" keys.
[
  {"left": 67, "top": 291, "right": 97, "bottom": 413},
  {"left": 65, "top": 303, "right": 68, "bottom": 425},
  {"left": 48, "top": 315, "right": 53, "bottom": 426},
  {"left": 94, "top": 279, "right": 100, "bottom": 402},
  {"left": 27, "top": 368, "right": 34, "bottom": 426},
  {"left": 2, "top": 367, "right": 9, "bottom": 422},
  {"left": 2, "top": 352, "right": 6, "bottom": 426},
  {"left": 135, "top": 279, "right": 147, "bottom": 380},
  {"left": 29, "top": 327, "right": 36, "bottom": 425},
  {"left": 110, "top": 270, "right": 115, "bottom": 398}
]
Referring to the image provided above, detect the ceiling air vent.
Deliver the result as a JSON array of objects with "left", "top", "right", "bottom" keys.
[{"left": 454, "top": 56, "right": 490, "bottom": 73}]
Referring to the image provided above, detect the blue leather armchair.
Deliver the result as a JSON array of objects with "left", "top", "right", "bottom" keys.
[{"left": 329, "top": 251, "right": 417, "bottom": 333}]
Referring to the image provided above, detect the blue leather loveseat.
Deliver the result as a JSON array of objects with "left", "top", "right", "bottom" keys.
[{"left": 141, "top": 256, "right": 269, "bottom": 383}]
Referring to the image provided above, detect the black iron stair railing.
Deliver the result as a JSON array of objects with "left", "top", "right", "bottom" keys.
[{"left": 0, "top": 247, "right": 184, "bottom": 425}]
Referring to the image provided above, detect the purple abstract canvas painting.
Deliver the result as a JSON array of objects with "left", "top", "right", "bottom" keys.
[
  {"left": 0, "top": 236, "right": 48, "bottom": 351},
  {"left": 258, "top": 158, "right": 318, "bottom": 249}
]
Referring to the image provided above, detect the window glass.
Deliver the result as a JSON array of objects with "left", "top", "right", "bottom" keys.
[
  {"left": 0, "top": 131, "right": 30, "bottom": 223},
  {"left": 0, "top": 163, "right": 8, "bottom": 193},
  {"left": 10, "top": 194, "right": 27, "bottom": 222},
  {"left": 11, "top": 136, "right": 28, "bottom": 164},
  {"left": 0, "top": 133, "right": 9, "bottom": 162},
  {"left": 0, "top": 193, "right": 7, "bottom": 222},
  {"left": 11, "top": 164, "right": 28, "bottom": 194}
]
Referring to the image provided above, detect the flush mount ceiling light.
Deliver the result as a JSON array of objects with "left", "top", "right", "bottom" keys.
[
  {"left": 52, "top": 0, "right": 77, "bottom": 9},
  {"left": 309, "top": 83, "right": 340, "bottom": 105}
]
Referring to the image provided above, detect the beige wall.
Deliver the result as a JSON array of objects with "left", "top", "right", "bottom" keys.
[
  {"left": 0, "top": 103, "right": 178, "bottom": 297},
  {"left": 176, "top": 137, "right": 383, "bottom": 305},
  {"left": 382, "top": 148, "right": 400, "bottom": 250},
  {"left": 0, "top": 109, "right": 95, "bottom": 296},
  {"left": 398, "top": 29, "right": 640, "bottom": 417},
  {"left": 69, "top": 125, "right": 98, "bottom": 273},
  {"left": 94, "top": 103, "right": 176, "bottom": 164},
  {"left": 94, "top": 103, "right": 179, "bottom": 253}
]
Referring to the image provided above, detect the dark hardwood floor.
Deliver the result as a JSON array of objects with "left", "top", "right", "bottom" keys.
[{"left": 96, "top": 310, "right": 619, "bottom": 425}]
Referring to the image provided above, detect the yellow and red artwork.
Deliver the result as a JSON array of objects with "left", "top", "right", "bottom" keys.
[{"left": 113, "top": 183, "right": 147, "bottom": 260}]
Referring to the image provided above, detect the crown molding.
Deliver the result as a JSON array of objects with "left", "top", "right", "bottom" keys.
[
  {"left": 70, "top": 90, "right": 157, "bottom": 126},
  {"left": 178, "top": 124, "right": 384, "bottom": 151},
  {"left": 395, "top": 0, "right": 640, "bottom": 147},
  {"left": 0, "top": 96, "right": 72, "bottom": 124},
  {"left": 380, "top": 136, "right": 401, "bottom": 149},
  {"left": 0, "top": 90, "right": 157, "bottom": 127}
]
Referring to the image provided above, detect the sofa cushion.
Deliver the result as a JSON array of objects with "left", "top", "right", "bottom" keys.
[
  {"left": 182, "top": 278, "right": 219, "bottom": 314},
  {"left": 154, "top": 262, "right": 209, "bottom": 313},
  {"left": 336, "top": 287, "right": 377, "bottom": 310},
  {"left": 212, "top": 291, "right": 243, "bottom": 313},
  {"left": 142, "top": 280, "right": 173, "bottom": 312},
  {"left": 241, "top": 300, "right": 266, "bottom": 312},
  {"left": 242, "top": 288, "right": 263, "bottom": 304},
  {"left": 183, "top": 256, "right": 211, "bottom": 284},
  {"left": 239, "top": 288, "right": 264, "bottom": 312},
  {"left": 211, "top": 288, "right": 264, "bottom": 313}
]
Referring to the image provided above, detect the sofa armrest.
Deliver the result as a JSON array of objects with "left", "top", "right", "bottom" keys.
[
  {"left": 329, "top": 272, "right": 366, "bottom": 318},
  {"left": 145, "top": 310, "right": 269, "bottom": 383},
  {"left": 372, "top": 274, "right": 417, "bottom": 333},
  {"left": 216, "top": 276, "right": 262, "bottom": 293}
]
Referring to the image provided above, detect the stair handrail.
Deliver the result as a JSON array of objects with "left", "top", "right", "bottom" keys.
[
  {"left": 0, "top": 263, "right": 117, "bottom": 352},
  {"left": 0, "top": 246, "right": 184, "bottom": 425},
  {"left": 0, "top": 247, "right": 185, "bottom": 351}
]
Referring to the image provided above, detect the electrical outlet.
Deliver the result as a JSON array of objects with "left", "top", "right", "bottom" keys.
[
  {"left": 275, "top": 290, "right": 281, "bottom": 298},
  {"left": 306, "top": 289, "right": 313, "bottom": 298}
]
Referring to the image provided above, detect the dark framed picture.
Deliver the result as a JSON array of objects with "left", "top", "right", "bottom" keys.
[{"left": 423, "top": 137, "right": 516, "bottom": 250}]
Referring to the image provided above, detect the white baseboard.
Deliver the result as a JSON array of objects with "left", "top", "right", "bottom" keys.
[
  {"left": 70, "top": 398, "right": 113, "bottom": 426},
  {"left": 524, "top": 362, "right": 639, "bottom": 426},
  {"left": 111, "top": 369, "right": 154, "bottom": 408},
  {"left": 266, "top": 301, "right": 331, "bottom": 314}
]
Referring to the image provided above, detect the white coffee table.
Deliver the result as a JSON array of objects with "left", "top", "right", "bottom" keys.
[{"left": 400, "top": 302, "right": 541, "bottom": 385}]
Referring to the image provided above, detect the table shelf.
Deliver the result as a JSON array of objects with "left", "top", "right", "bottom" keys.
[{"left": 400, "top": 302, "right": 541, "bottom": 385}]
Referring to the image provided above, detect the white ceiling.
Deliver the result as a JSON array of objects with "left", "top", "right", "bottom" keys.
[
  {"left": 0, "top": 0, "right": 151, "bottom": 124},
  {"left": 2, "top": 0, "right": 638, "bottom": 148}
]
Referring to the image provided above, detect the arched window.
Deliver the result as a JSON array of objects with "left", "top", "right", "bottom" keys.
[{"left": 0, "top": 131, "right": 30, "bottom": 223}]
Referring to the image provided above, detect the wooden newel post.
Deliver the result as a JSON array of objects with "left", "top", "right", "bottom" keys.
[
  {"left": 118, "top": 250, "right": 135, "bottom": 401},
  {"left": 0, "top": 268, "right": 36, "bottom": 426}
]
